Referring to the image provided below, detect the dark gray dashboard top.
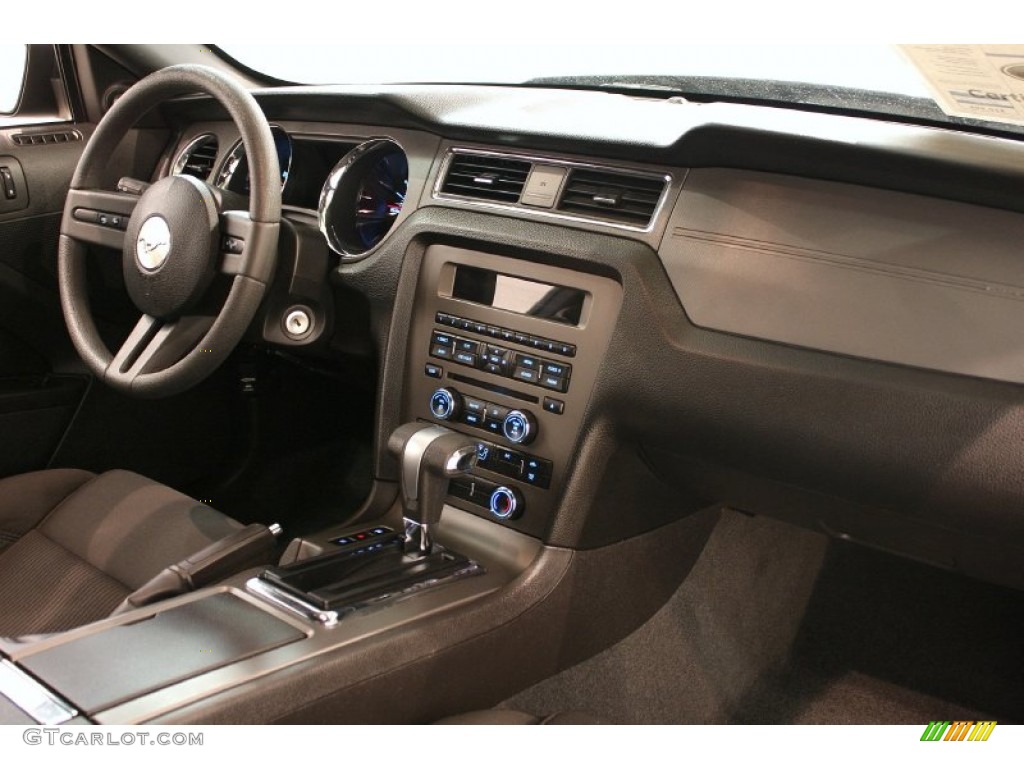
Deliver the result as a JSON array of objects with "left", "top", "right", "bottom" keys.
[{"left": 163, "top": 83, "right": 1024, "bottom": 213}]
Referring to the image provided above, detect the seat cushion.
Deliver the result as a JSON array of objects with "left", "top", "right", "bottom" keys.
[
  {"left": 0, "top": 530, "right": 128, "bottom": 635},
  {"left": 0, "top": 469, "right": 244, "bottom": 636},
  {"left": 0, "top": 468, "right": 94, "bottom": 551},
  {"left": 37, "top": 469, "right": 242, "bottom": 589}
]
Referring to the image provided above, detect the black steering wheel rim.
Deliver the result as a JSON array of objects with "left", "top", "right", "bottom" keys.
[{"left": 58, "top": 64, "right": 281, "bottom": 398}]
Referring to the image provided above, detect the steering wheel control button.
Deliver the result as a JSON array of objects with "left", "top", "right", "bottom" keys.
[
  {"left": 502, "top": 409, "right": 536, "bottom": 445},
  {"left": 222, "top": 235, "right": 244, "bottom": 255},
  {"left": 489, "top": 486, "right": 523, "bottom": 520},
  {"left": 542, "top": 397, "right": 565, "bottom": 415},
  {"left": 283, "top": 307, "right": 313, "bottom": 339},
  {"left": 429, "top": 387, "right": 461, "bottom": 421}
]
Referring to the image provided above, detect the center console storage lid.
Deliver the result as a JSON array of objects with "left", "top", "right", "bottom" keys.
[{"left": 19, "top": 592, "right": 305, "bottom": 715}]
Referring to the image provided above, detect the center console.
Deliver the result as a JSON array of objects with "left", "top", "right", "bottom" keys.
[
  {"left": 0, "top": 241, "right": 649, "bottom": 727},
  {"left": 404, "top": 245, "right": 623, "bottom": 538}
]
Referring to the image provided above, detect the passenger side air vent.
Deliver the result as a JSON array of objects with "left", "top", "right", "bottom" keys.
[
  {"left": 557, "top": 168, "right": 666, "bottom": 227},
  {"left": 171, "top": 134, "right": 220, "bottom": 181},
  {"left": 440, "top": 153, "right": 532, "bottom": 203},
  {"left": 13, "top": 130, "right": 82, "bottom": 146}
]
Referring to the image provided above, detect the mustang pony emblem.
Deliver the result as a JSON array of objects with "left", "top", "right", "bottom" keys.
[{"left": 136, "top": 215, "right": 172, "bottom": 271}]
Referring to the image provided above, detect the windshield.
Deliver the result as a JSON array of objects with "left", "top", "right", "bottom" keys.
[{"left": 221, "top": 43, "right": 930, "bottom": 96}]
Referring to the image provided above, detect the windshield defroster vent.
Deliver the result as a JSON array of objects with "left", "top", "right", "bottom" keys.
[
  {"left": 557, "top": 168, "right": 666, "bottom": 228},
  {"left": 440, "top": 153, "right": 532, "bottom": 203}
]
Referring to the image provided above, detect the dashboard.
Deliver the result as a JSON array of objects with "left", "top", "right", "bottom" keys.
[{"left": 158, "top": 85, "right": 1024, "bottom": 590}]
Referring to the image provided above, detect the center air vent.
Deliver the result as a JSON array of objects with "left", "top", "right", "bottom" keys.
[
  {"left": 171, "top": 134, "right": 219, "bottom": 182},
  {"left": 440, "top": 153, "right": 532, "bottom": 203},
  {"left": 557, "top": 168, "right": 666, "bottom": 228}
]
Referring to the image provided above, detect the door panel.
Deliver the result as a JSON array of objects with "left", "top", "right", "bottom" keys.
[{"left": 0, "top": 125, "right": 91, "bottom": 477}]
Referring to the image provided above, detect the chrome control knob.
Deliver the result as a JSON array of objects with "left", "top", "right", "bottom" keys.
[
  {"left": 489, "top": 486, "right": 523, "bottom": 520},
  {"left": 429, "top": 387, "right": 461, "bottom": 421},
  {"left": 502, "top": 409, "right": 536, "bottom": 445}
]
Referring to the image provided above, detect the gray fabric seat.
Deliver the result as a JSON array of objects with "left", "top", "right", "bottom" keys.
[{"left": 0, "top": 468, "right": 246, "bottom": 637}]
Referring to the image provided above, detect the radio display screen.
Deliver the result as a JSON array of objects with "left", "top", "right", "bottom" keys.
[{"left": 451, "top": 265, "right": 586, "bottom": 326}]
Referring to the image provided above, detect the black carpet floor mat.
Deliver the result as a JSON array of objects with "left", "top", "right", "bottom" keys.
[{"left": 501, "top": 511, "right": 1024, "bottom": 724}]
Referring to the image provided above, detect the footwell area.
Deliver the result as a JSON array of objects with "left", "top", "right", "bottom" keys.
[{"left": 501, "top": 511, "right": 1024, "bottom": 724}]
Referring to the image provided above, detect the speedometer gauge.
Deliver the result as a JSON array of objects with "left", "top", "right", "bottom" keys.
[{"left": 318, "top": 139, "right": 409, "bottom": 259}]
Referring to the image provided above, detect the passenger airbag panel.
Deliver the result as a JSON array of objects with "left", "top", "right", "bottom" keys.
[{"left": 662, "top": 168, "right": 1024, "bottom": 384}]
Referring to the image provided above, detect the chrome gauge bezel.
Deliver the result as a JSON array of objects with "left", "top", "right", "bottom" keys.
[
  {"left": 317, "top": 138, "right": 409, "bottom": 260},
  {"left": 215, "top": 124, "right": 292, "bottom": 193}
]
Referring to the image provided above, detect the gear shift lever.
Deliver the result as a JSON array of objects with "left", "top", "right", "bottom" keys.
[{"left": 388, "top": 424, "right": 479, "bottom": 555}]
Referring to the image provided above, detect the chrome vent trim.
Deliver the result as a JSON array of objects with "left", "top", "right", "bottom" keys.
[
  {"left": 557, "top": 168, "right": 666, "bottom": 227},
  {"left": 171, "top": 133, "right": 220, "bottom": 181},
  {"left": 433, "top": 148, "right": 672, "bottom": 233},
  {"left": 439, "top": 152, "right": 532, "bottom": 203}
]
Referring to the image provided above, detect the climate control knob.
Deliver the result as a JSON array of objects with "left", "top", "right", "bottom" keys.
[
  {"left": 489, "top": 486, "right": 523, "bottom": 520},
  {"left": 502, "top": 409, "right": 537, "bottom": 445},
  {"left": 429, "top": 387, "right": 462, "bottom": 421}
]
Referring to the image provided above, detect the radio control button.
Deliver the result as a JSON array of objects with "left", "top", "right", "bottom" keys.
[
  {"left": 503, "top": 409, "right": 537, "bottom": 445},
  {"left": 512, "top": 367, "right": 539, "bottom": 384},
  {"left": 429, "top": 388, "right": 461, "bottom": 421},
  {"left": 515, "top": 353, "right": 540, "bottom": 369},
  {"left": 430, "top": 344, "right": 453, "bottom": 360},
  {"left": 542, "top": 397, "right": 564, "bottom": 415},
  {"left": 431, "top": 330, "right": 456, "bottom": 347},
  {"left": 542, "top": 361, "right": 569, "bottom": 377},
  {"left": 540, "top": 373, "right": 567, "bottom": 392}
]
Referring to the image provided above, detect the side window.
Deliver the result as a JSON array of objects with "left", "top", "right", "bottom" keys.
[{"left": 0, "top": 45, "right": 28, "bottom": 114}]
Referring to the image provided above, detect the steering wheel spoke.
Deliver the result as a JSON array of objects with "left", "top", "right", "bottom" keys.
[
  {"left": 62, "top": 188, "right": 138, "bottom": 251},
  {"left": 107, "top": 314, "right": 215, "bottom": 386},
  {"left": 219, "top": 210, "right": 279, "bottom": 283},
  {"left": 59, "top": 64, "right": 280, "bottom": 398}
]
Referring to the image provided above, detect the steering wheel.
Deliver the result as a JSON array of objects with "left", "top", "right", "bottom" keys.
[{"left": 58, "top": 64, "right": 280, "bottom": 398}]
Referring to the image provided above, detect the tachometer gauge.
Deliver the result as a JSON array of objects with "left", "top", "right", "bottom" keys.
[{"left": 318, "top": 139, "right": 409, "bottom": 259}]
